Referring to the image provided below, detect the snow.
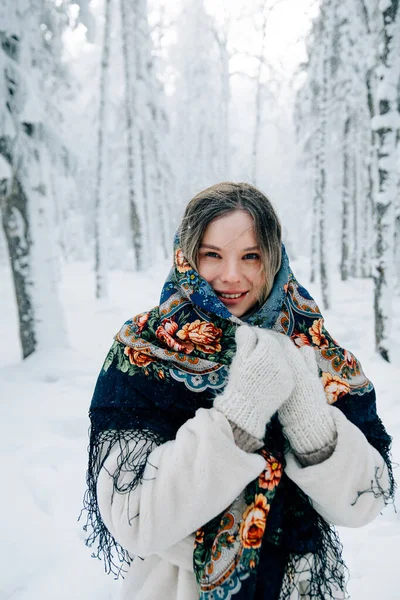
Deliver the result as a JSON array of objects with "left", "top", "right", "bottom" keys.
[
  {"left": 371, "top": 113, "right": 400, "bottom": 131},
  {"left": 0, "top": 258, "right": 399, "bottom": 599},
  {"left": 379, "top": 0, "right": 393, "bottom": 13},
  {"left": 0, "top": 153, "right": 12, "bottom": 181}
]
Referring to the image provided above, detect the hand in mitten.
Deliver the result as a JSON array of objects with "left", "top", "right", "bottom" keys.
[
  {"left": 277, "top": 342, "right": 337, "bottom": 465},
  {"left": 213, "top": 325, "right": 294, "bottom": 441}
]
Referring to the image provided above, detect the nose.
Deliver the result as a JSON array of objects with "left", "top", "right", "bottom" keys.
[{"left": 220, "top": 259, "right": 241, "bottom": 284}]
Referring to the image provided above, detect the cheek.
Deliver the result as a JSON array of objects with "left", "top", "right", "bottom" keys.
[
  {"left": 198, "top": 262, "right": 216, "bottom": 282},
  {"left": 248, "top": 272, "right": 267, "bottom": 302},
  {"left": 247, "top": 265, "right": 266, "bottom": 288}
]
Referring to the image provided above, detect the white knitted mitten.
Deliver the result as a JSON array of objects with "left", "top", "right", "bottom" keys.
[
  {"left": 214, "top": 326, "right": 294, "bottom": 441},
  {"left": 278, "top": 342, "right": 337, "bottom": 462}
]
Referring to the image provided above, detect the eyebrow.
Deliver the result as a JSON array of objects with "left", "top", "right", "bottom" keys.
[{"left": 199, "top": 244, "right": 260, "bottom": 251}]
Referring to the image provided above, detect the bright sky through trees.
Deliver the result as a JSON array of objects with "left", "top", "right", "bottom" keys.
[
  {"left": 64, "top": 0, "right": 319, "bottom": 84},
  {"left": 206, "top": 0, "right": 320, "bottom": 76}
]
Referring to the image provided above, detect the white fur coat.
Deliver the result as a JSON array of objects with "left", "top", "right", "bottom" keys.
[{"left": 96, "top": 406, "right": 389, "bottom": 600}]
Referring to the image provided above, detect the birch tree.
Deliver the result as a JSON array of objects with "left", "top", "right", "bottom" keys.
[
  {"left": 313, "top": 0, "right": 334, "bottom": 309},
  {"left": 150, "top": 2, "right": 176, "bottom": 248},
  {"left": 332, "top": 1, "right": 360, "bottom": 281},
  {"left": 173, "top": 0, "right": 230, "bottom": 203},
  {"left": 135, "top": 0, "right": 176, "bottom": 261},
  {"left": 292, "top": 41, "right": 319, "bottom": 282},
  {"left": 120, "top": 0, "right": 144, "bottom": 270},
  {"left": 147, "top": 79, "right": 174, "bottom": 259},
  {"left": 295, "top": 0, "right": 399, "bottom": 355},
  {"left": 251, "top": 2, "right": 273, "bottom": 186},
  {"left": 340, "top": 115, "right": 351, "bottom": 280},
  {"left": 94, "top": 0, "right": 112, "bottom": 299},
  {"left": 0, "top": 1, "right": 69, "bottom": 357},
  {"left": 371, "top": 0, "right": 400, "bottom": 361},
  {"left": 214, "top": 26, "right": 230, "bottom": 177}
]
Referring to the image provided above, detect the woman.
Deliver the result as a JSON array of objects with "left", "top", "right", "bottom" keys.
[{"left": 83, "top": 182, "right": 394, "bottom": 600}]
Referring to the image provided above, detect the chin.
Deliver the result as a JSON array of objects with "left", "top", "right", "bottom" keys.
[
  {"left": 229, "top": 309, "right": 243, "bottom": 318},
  {"left": 231, "top": 302, "right": 256, "bottom": 318}
]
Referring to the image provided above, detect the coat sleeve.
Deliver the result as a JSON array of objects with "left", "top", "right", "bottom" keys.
[
  {"left": 284, "top": 406, "right": 390, "bottom": 527},
  {"left": 156, "top": 535, "right": 196, "bottom": 572},
  {"left": 96, "top": 407, "right": 266, "bottom": 557}
]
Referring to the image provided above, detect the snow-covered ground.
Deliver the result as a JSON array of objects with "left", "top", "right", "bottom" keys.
[{"left": 0, "top": 258, "right": 399, "bottom": 600}]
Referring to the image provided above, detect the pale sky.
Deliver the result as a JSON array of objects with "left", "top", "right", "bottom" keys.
[
  {"left": 66, "top": 0, "right": 319, "bottom": 76},
  {"left": 206, "top": 0, "right": 319, "bottom": 78}
]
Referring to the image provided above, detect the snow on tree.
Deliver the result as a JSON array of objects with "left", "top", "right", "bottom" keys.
[
  {"left": 146, "top": 74, "right": 175, "bottom": 260},
  {"left": 172, "top": 0, "right": 230, "bottom": 205},
  {"left": 94, "top": 0, "right": 112, "bottom": 299},
  {"left": 0, "top": 0, "right": 75, "bottom": 357},
  {"left": 250, "top": 1, "right": 279, "bottom": 186},
  {"left": 314, "top": 1, "right": 332, "bottom": 310},
  {"left": 298, "top": 0, "right": 334, "bottom": 308},
  {"left": 62, "top": 0, "right": 174, "bottom": 275},
  {"left": 75, "top": 0, "right": 96, "bottom": 43},
  {"left": 295, "top": 0, "right": 399, "bottom": 358},
  {"left": 213, "top": 24, "right": 230, "bottom": 178},
  {"left": 329, "top": 1, "right": 371, "bottom": 281},
  {"left": 292, "top": 47, "right": 318, "bottom": 282},
  {"left": 119, "top": 0, "right": 173, "bottom": 269},
  {"left": 371, "top": 0, "right": 400, "bottom": 362}
]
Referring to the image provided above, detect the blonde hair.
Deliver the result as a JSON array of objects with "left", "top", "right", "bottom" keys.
[{"left": 179, "top": 182, "right": 282, "bottom": 302}]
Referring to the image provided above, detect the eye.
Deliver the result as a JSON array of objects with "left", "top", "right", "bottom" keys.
[
  {"left": 204, "top": 251, "right": 221, "bottom": 259},
  {"left": 243, "top": 253, "right": 260, "bottom": 260}
]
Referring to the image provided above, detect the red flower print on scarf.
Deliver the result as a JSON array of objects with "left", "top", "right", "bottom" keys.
[
  {"left": 175, "top": 248, "right": 192, "bottom": 273},
  {"left": 291, "top": 333, "right": 311, "bottom": 347},
  {"left": 344, "top": 349, "right": 357, "bottom": 370},
  {"left": 322, "top": 372, "right": 351, "bottom": 404},
  {"left": 124, "top": 346, "right": 155, "bottom": 368},
  {"left": 259, "top": 452, "right": 283, "bottom": 491},
  {"left": 177, "top": 320, "right": 222, "bottom": 354},
  {"left": 309, "top": 319, "right": 329, "bottom": 349},
  {"left": 239, "top": 494, "right": 270, "bottom": 550},
  {"left": 133, "top": 312, "right": 149, "bottom": 334},
  {"left": 156, "top": 318, "right": 194, "bottom": 354}
]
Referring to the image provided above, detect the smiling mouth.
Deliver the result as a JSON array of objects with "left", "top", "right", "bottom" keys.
[{"left": 217, "top": 291, "right": 248, "bottom": 299}]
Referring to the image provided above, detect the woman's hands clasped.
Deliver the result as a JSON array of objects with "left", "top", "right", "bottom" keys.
[
  {"left": 277, "top": 342, "right": 337, "bottom": 463},
  {"left": 213, "top": 325, "right": 294, "bottom": 441}
]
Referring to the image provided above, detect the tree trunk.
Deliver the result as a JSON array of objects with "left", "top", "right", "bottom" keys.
[
  {"left": 139, "top": 128, "right": 151, "bottom": 264},
  {"left": 360, "top": 125, "right": 372, "bottom": 278},
  {"left": 340, "top": 115, "right": 350, "bottom": 281},
  {"left": 372, "top": 0, "right": 399, "bottom": 362},
  {"left": 310, "top": 146, "right": 319, "bottom": 284},
  {"left": 213, "top": 26, "right": 230, "bottom": 178},
  {"left": 395, "top": 214, "right": 400, "bottom": 292},
  {"left": 94, "top": 0, "right": 112, "bottom": 299},
  {"left": 251, "top": 4, "right": 268, "bottom": 186},
  {"left": 220, "top": 39, "right": 230, "bottom": 176},
  {"left": 350, "top": 144, "right": 358, "bottom": 277},
  {"left": 1, "top": 171, "right": 36, "bottom": 357},
  {"left": 120, "top": 0, "right": 144, "bottom": 270},
  {"left": 316, "top": 1, "right": 331, "bottom": 309},
  {"left": 151, "top": 107, "right": 170, "bottom": 259},
  {"left": 363, "top": 71, "right": 376, "bottom": 280},
  {"left": 1, "top": 17, "right": 67, "bottom": 358}
]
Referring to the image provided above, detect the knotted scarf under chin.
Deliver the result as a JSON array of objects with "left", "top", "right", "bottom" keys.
[{"left": 81, "top": 239, "right": 395, "bottom": 599}]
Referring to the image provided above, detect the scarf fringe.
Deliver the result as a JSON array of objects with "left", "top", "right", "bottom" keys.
[
  {"left": 80, "top": 412, "right": 165, "bottom": 576},
  {"left": 279, "top": 521, "right": 349, "bottom": 599},
  {"left": 359, "top": 415, "right": 396, "bottom": 506}
]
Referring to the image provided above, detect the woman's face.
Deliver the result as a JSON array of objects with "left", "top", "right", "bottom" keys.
[{"left": 197, "top": 210, "right": 266, "bottom": 318}]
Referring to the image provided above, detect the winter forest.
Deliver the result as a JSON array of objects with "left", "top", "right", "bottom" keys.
[
  {"left": 1, "top": 0, "right": 400, "bottom": 599},
  {"left": 1, "top": 0, "right": 400, "bottom": 362}
]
